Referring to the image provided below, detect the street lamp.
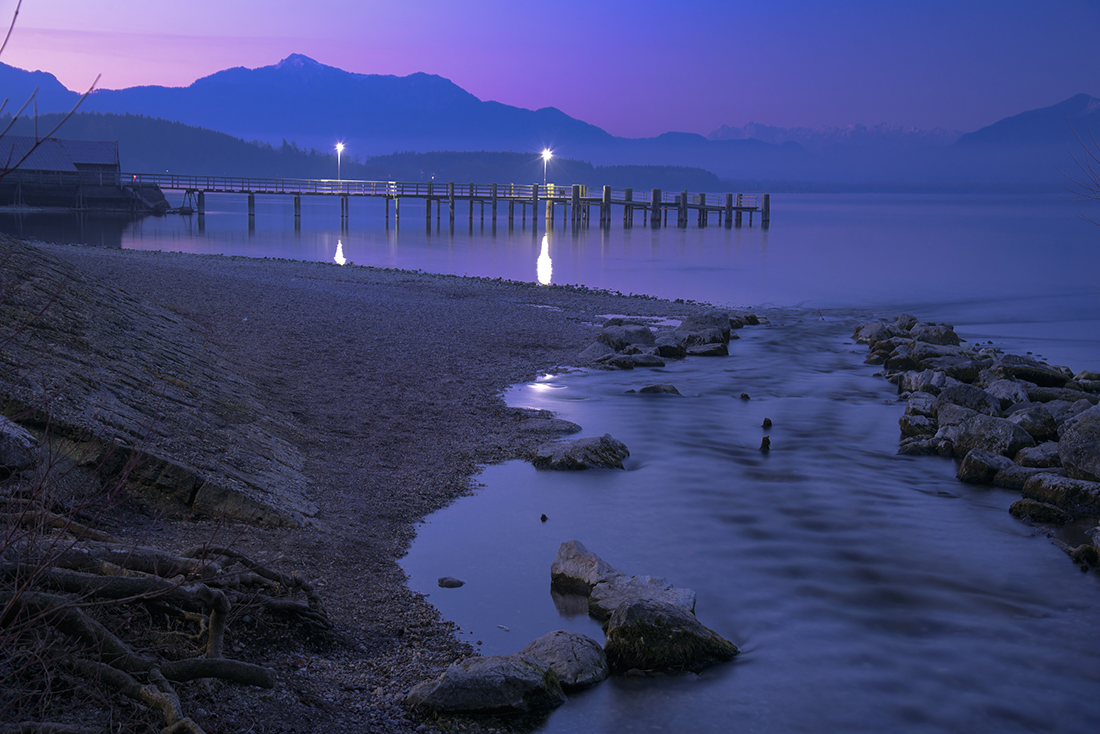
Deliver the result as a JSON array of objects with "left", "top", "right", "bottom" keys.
[
  {"left": 335, "top": 142, "right": 345, "bottom": 181},
  {"left": 541, "top": 148, "right": 553, "bottom": 186}
]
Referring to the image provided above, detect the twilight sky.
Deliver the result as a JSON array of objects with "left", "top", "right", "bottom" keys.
[{"left": 4, "top": 0, "right": 1099, "bottom": 139}]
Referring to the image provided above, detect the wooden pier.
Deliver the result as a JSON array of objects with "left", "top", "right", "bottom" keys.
[{"left": 123, "top": 174, "right": 770, "bottom": 230}]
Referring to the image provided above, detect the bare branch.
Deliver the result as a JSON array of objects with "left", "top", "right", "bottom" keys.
[{"left": 0, "top": 0, "right": 22, "bottom": 58}]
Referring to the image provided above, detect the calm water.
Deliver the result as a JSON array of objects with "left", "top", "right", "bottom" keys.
[{"left": 7, "top": 193, "right": 1100, "bottom": 731}]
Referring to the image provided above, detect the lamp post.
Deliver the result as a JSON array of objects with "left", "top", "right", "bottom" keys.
[
  {"left": 335, "top": 142, "right": 345, "bottom": 181},
  {"left": 541, "top": 148, "right": 553, "bottom": 186}
]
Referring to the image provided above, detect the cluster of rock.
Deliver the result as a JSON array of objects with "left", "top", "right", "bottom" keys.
[
  {"left": 532, "top": 433, "right": 631, "bottom": 471},
  {"left": 853, "top": 314, "right": 1100, "bottom": 561},
  {"left": 577, "top": 309, "right": 761, "bottom": 370},
  {"left": 406, "top": 540, "right": 737, "bottom": 716}
]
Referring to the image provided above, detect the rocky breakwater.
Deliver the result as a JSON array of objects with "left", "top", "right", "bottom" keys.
[
  {"left": 0, "top": 235, "right": 315, "bottom": 526},
  {"left": 853, "top": 313, "right": 1100, "bottom": 566},
  {"left": 577, "top": 308, "right": 762, "bottom": 369}
]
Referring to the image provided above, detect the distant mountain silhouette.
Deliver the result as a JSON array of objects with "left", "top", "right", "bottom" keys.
[
  {"left": 4, "top": 55, "right": 1094, "bottom": 188},
  {"left": 0, "top": 62, "right": 80, "bottom": 115}
]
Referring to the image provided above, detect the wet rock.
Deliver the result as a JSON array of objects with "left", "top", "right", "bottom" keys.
[
  {"left": 578, "top": 341, "right": 616, "bottom": 364},
  {"left": 1007, "top": 405, "right": 1058, "bottom": 442},
  {"left": 404, "top": 654, "right": 565, "bottom": 714},
  {"left": 984, "top": 379, "right": 1032, "bottom": 410},
  {"left": 1009, "top": 499, "right": 1073, "bottom": 524},
  {"left": 895, "top": 313, "right": 920, "bottom": 331},
  {"left": 630, "top": 353, "right": 666, "bottom": 368},
  {"left": 957, "top": 449, "right": 1013, "bottom": 484},
  {"left": 759, "top": 435, "right": 771, "bottom": 452},
  {"left": 637, "top": 384, "right": 681, "bottom": 395},
  {"left": 905, "top": 392, "right": 938, "bottom": 418},
  {"left": 910, "top": 322, "right": 961, "bottom": 346},
  {"left": 762, "top": 417, "right": 773, "bottom": 428},
  {"left": 1059, "top": 405, "right": 1100, "bottom": 482},
  {"left": 533, "top": 434, "right": 630, "bottom": 471},
  {"left": 853, "top": 320, "right": 901, "bottom": 346},
  {"left": 550, "top": 540, "right": 624, "bottom": 595},
  {"left": 935, "top": 405, "right": 1035, "bottom": 459},
  {"left": 676, "top": 310, "right": 732, "bottom": 343},
  {"left": 603, "top": 600, "right": 738, "bottom": 674},
  {"left": 896, "top": 369, "right": 948, "bottom": 395},
  {"left": 686, "top": 342, "right": 729, "bottom": 357},
  {"left": 1015, "top": 442, "right": 1062, "bottom": 468},
  {"left": 932, "top": 385, "right": 1002, "bottom": 418},
  {"left": 992, "top": 354, "right": 1071, "bottom": 388},
  {"left": 595, "top": 353, "right": 636, "bottom": 370},
  {"left": 0, "top": 416, "right": 37, "bottom": 472},
  {"left": 1076, "top": 370, "right": 1100, "bottom": 382},
  {"left": 898, "top": 436, "right": 952, "bottom": 456},
  {"left": 992, "top": 464, "right": 1063, "bottom": 492},
  {"left": 922, "top": 356, "right": 985, "bottom": 383},
  {"left": 437, "top": 577, "right": 465, "bottom": 588},
  {"left": 884, "top": 344, "right": 920, "bottom": 372},
  {"left": 899, "top": 414, "right": 936, "bottom": 437},
  {"left": 596, "top": 324, "right": 655, "bottom": 352},
  {"left": 589, "top": 575, "right": 698, "bottom": 622},
  {"left": 1022, "top": 474, "right": 1100, "bottom": 516},
  {"left": 653, "top": 334, "right": 688, "bottom": 359},
  {"left": 521, "top": 631, "right": 608, "bottom": 690},
  {"left": 1027, "top": 386, "right": 1100, "bottom": 405}
]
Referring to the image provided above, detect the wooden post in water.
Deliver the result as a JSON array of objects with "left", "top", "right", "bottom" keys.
[
  {"left": 735, "top": 193, "right": 743, "bottom": 227},
  {"left": 601, "top": 185, "right": 611, "bottom": 228},
  {"left": 385, "top": 196, "right": 390, "bottom": 226},
  {"left": 651, "top": 188, "right": 661, "bottom": 228},
  {"left": 679, "top": 190, "right": 688, "bottom": 228},
  {"left": 624, "top": 188, "right": 633, "bottom": 228},
  {"left": 448, "top": 182, "right": 455, "bottom": 226},
  {"left": 198, "top": 191, "right": 206, "bottom": 215},
  {"left": 247, "top": 192, "right": 255, "bottom": 219},
  {"left": 698, "top": 192, "right": 706, "bottom": 227},
  {"left": 762, "top": 194, "right": 771, "bottom": 228},
  {"left": 491, "top": 183, "right": 498, "bottom": 222},
  {"left": 531, "top": 183, "right": 539, "bottom": 223},
  {"left": 293, "top": 194, "right": 300, "bottom": 220},
  {"left": 468, "top": 183, "right": 474, "bottom": 225},
  {"left": 395, "top": 195, "right": 400, "bottom": 225},
  {"left": 426, "top": 183, "right": 433, "bottom": 226},
  {"left": 572, "top": 185, "right": 581, "bottom": 226},
  {"left": 725, "top": 193, "right": 733, "bottom": 228}
]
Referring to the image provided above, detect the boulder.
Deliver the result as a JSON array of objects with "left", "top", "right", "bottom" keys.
[
  {"left": 935, "top": 405, "right": 1035, "bottom": 459},
  {"left": 922, "top": 356, "right": 985, "bottom": 383},
  {"left": 985, "top": 379, "right": 1031, "bottom": 410},
  {"left": 1076, "top": 370, "right": 1100, "bottom": 382},
  {"left": 1009, "top": 499, "right": 1074, "bottom": 525},
  {"left": 596, "top": 324, "right": 655, "bottom": 352},
  {"left": 550, "top": 540, "right": 624, "bottom": 594},
  {"left": 630, "top": 353, "right": 666, "bottom": 368},
  {"left": 899, "top": 414, "right": 936, "bottom": 437},
  {"left": 404, "top": 654, "right": 566, "bottom": 714},
  {"left": 992, "top": 354, "right": 1070, "bottom": 388},
  {"left": 0, "top": 416, "right": 37, "bottom": 472},
  {"left": 932, "top": 385, "right": 1002, "bottom": 418},
  {"left": 1015, "top": 442, "right": 1062, "bottom": 468},
  {"left": 1007, "top": 405, "right": 1058, "bottom": 442},
  {"left": 991, "top": 465, "right": 1063, "bottom": 492},
  {"left": 910, "top": 341, "right": 969, "bottom": 364},
  {"left": 957, "top": 449, "right": 1013, "bottom": 484},
  {"left": 596, "top": 354, "right": 637, "bottom": 370},
  {"left": 1059, "top": 405, "right": 1100, "bottom": 482},
  {"left": 895, "top": 313, "right": 920, "bottom": 331},
  {"left": 905, "top": 392, "right": 938, "bottom": 418},
  {"left": 533, "top": 434, "right": 630, "bottom": 471},
  {"left": 521, "top": 631, "right": 608, "bottom": 690},
  {"left": 676, "top": 310, "right": 732, "bottom": 342},
  {"left": 603, "top": 600, "right": 738, "bottom": 673},
  {"left": 589, "top": 575, "right": 698, "bottom": 622},
  {"left": 653, "top": 333, "right": 687, "bottom": 359},
  {"left": 910, "top": 322, "right": 961, "bottom": 346},
  {"left": 1027, "top": 386, "right": 1100, "bottom": 405},
  {"left": 578, "top": 341, "right": 616, "bottom": 364},
  {"left": 853, "top": 321, "right": 900, "bottom": 345},
  {"left": 1022, "top": 474, "right": 1100, "bottom": 516},
  {"left": 637, "top": 384, "right": 681, "bottom": 395},
  {"left": 686, "top": 343, "right": 729, "bottom": 357},
  {"left": 896, "top": 370, "right": 947, "bottom": 395},
  {"left": 437, "top": 577, "right": 465, "bottom": 588}
]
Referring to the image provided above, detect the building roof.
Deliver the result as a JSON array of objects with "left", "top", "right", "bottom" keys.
[{"left": 0, "top": 136, "right": 119, "bottom": 173}]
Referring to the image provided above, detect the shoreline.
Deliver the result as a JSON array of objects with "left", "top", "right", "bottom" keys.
[{"left": 20, "top": 240, "right": 721, "bottom": 732}]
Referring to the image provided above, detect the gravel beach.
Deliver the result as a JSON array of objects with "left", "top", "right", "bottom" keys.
[{"left": 26, "top": 242, "right": 707, "bottom": 732}]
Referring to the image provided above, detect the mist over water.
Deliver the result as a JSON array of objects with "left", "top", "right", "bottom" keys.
[{"left": 7, "top": 192, "right": 1100, "bottom": 731}]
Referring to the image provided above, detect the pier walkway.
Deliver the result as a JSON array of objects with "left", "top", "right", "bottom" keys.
[{"left": 122, "top": 173, "right": 770, "bottom": 229}]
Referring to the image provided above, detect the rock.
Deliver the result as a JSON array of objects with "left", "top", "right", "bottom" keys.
[
  {"left": 550, "top": 540, "right": 624, "bottom": 595},
  {"left": 884, "top": 344, "right": 920, "bottom": 372},
  {"left": 1015, "top": 442, "right": 1062, "bottom": 468},
  {"left": 898, "top": 436, "right": 952, "bottom": 456},
  {"left": 1007, "top": 405, "right": 1058, "bottom": 442},
  {"left": 637, "top": 384, "right": 681, "bottom": 395},
  {"left": 653, "top": 333, "right": 687, "bottom": 359},
  {"left": 1022, "top": 474, "right": 1100, "bottom": 515},
  {"left": 910, "top": 322, "right": 961, "bottom": 346},
  {"left": 676, "top": 310, "right": 732, "bottom": 342},
  {"left": 1027, "top": 386, "right": 1100, "bottom": 405},
  {"left": 404, "top": 654, "right": 566, "bottom": 714},
  {"left": 1059, "top": 405, "right": 1100, "bottom": 482},
  {"left": 521, "top": 631, "right": 608, "bottom": 690},
  {"left": 533, "top": 434, "right": 630, "bottom": 471},
  {"left": 896, "top": 370, "right": 947, "bottom": 395},
  {"left": 437, "top": 577, "right": 465, "bottom": 588},
  {"left": 630, "top": 353, "right": 666, "bottom": 368},
  {"left": 675, "top": 327, "right": 729, "bottom": 347},
  {"left": 985, "top": 379, "right": 1031, "bottom": 410},
  {"left": 762, "top": 417, "right": 772, "bottom": 428},
  {"left": 895, "top": 313, "right": 920, "bottom": 331},
  {"left": 578, "top": 341, "right": 616, "bottom": 363},
  {"left": 905, "top": 392, "right": 938, "bottom": 418},
  {"left": 957, "top": 449, "right": 1013, "bottom": 484},
  {"left": 922, "top": 356, "right": 985, "bottom": 383},
  {"left": 686, "top": 343, "right": 729, "bottom": 357},
  {"left": 0, "top": 415, "right": 38, "bottom": 472},
  {"left": 910, "top": 341, "right": 969, "bottom": 364},
  {"left": 596, "top": 354, "right": 637, "bottom": 370},
  {"left": 935, "top": 405, "right": 1035, "bottom": 459},
  {"left": 992, "top": 354, "right": 1070, "bottom": 388},
  {"left": 853, "top": 321, "right": 901, "bottom": 346},
  {"left": 1009, "top": 499, "right": 1073, "bottom": 524},
  {"left": 899, "top": 414, "right": 936, "bottom": 437},
  {"left": 1076, "top": 370, "right": 1100, "bottom": 382},
  {"left": 759, "top": 435, "right": 771, "bottom": 452},
  {"left": 596, "top": 324, "right": 655, "bottom": 352},
  {"left": 603, "top": 600, "right": 738, "bottom": 673},
  {"left": 992, "top": 464, "right": 1063, "bottom": 491},
  {"left": 932, "top": 385, "right": 1002, "bottom": 418},
  {"left": 589, "top": 575, "right": 698, "bottom": 622}
]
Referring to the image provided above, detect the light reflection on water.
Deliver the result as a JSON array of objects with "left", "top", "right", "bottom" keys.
[{"left": 401, "top": 314, "right": 1100, "bottom": 734}]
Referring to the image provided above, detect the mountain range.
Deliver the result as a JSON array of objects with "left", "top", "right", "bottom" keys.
[{"left": 3, "top": 54, "right": 1098, "bottom": 189}]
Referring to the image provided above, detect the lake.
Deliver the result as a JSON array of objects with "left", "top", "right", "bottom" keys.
[{"left": 6, "top": 192, "right": 1100, "bottom": 732}]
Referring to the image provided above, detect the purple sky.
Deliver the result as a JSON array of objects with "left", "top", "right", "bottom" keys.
[{"left": 4, "top": 0, "right": 1100, "bottom": 138}]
